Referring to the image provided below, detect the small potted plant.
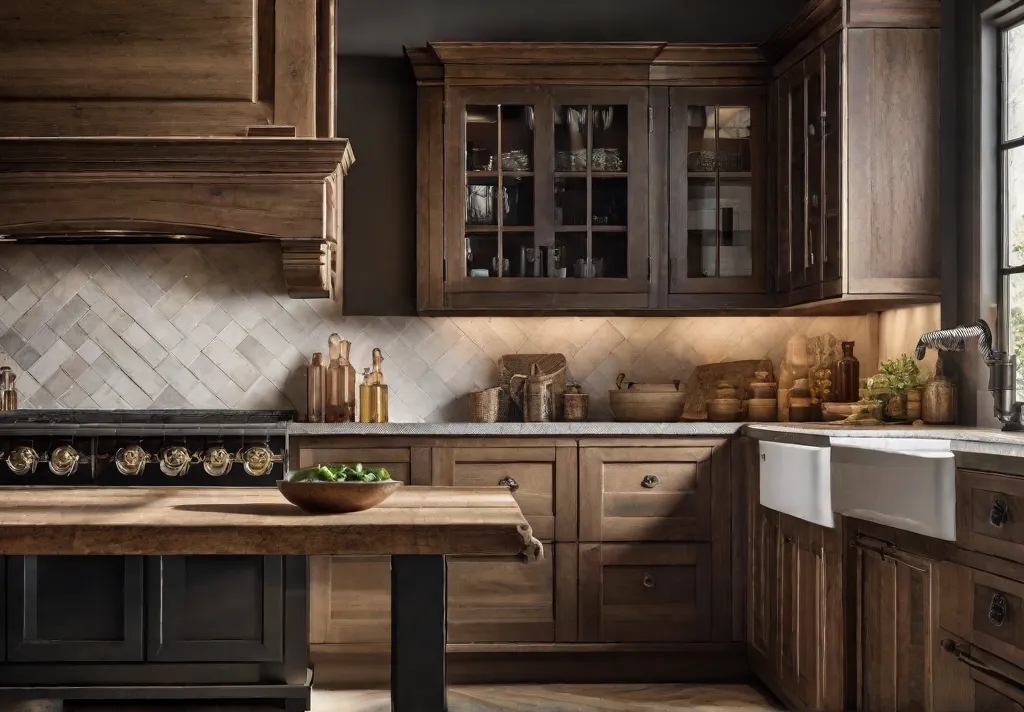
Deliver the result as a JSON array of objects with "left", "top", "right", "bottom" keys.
[{"left": 868, "top": 355, "right": 924, "bottom": 422}]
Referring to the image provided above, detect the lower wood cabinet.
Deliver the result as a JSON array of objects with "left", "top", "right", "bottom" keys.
[
  {"left": 579, "top": 542, "right": 712, "bottom": 643},
  {"left": 448, "top": 544, "right": 577, "bottom": 644},
  {"left": 850, "top": 533, "right": 936, "bottom": 712},
  {"left": 7, "top": 555, "right": 144, "bottom": 662},
  {"left": 934, "top": 632, "right": 1024, "bottom": 711},
  {"left": 310, "top": 555, "right": 391, "bottom": 646}
]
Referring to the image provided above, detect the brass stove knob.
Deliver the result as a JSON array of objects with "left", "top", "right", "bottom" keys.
[
  {"left": 202, "top": 446, "right": 233, "bottom": 477},
  {"left": 115, "top": 445, "right": 149, "bottom": 476},
  {"left": 6, "top": 446, "right": 38, "bottom": 475},
  {"left": 158, "top": 446, "right": 194, "bottom": 477},
  {"left": 237, "top": 444, "right": 281, "bottom": 477},
  {"left": 49, "top": 445, "right": 80, "bottom": 476}
]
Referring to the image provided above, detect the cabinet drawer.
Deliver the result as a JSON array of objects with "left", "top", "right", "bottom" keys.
[
  {"left": 957, "top": 469, "right": 1024, "bottom": 565},
  {"left": 936, "top": 632, "right": 1024, "bottom": 711},
  {"left": 941, "top": 562, "right": 1024, "bottom": 673},
  {"left": 434, "top": 447, "right": 577, "bottom": 542},
  {"left": 580, "top": 447, "right": 712, "bottom": 541},
  {"left": 447, "top": 544, "right": 577, "bottom": 644},
  {"left": 578, "top": 543, "right": 712, "bottom": 643}
]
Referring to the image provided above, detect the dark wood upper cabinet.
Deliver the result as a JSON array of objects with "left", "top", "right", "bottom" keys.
[
  {"left": 0, "top": 0, "right": 336, "bottom": 138},
  {"left": 770, "top": 4, "right": 940, "bottom": 308},
  {"left": 667, "top": 87, "right": 768, "bottom": 305}
]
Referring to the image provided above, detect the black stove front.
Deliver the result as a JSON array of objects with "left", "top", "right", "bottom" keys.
[{"left": 0, "top": 409, "right": 293, "bottom": 486}]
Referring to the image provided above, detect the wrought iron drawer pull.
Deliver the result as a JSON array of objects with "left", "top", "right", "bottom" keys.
[
  {"left": 942, "top": 639, "right": 1024, "bottom": 693},
  {"left": 643, "top": 574, "right": 656, "bottom": 588},
  {"left": 991, "top": 498, "right": 1010, "bottom": 528},
  {"left": 641, "top": 475, "right": 660, "bottom": 489},
  {"left": 989, "top": 593, "right": 1008, "bottom": 627},
  {"left": 499, "top": 476, "right": 519, "bottom": 493}
]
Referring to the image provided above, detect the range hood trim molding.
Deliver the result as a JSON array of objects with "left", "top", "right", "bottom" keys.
[{"left": 0, "top": 137, "right": 354, "bottom": 301}]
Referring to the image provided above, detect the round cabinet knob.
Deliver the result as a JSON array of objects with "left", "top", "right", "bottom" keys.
[
  {"left": 237, "top": 444, "right": 280, "bottom": 477},
  {"left": 202, "top": 446, "right": 233, "bottom": 477},
  {"left": 641, "top": 475, "right": 660, "bottom": 489},
  {"left": 48, "top": 445, "right": 80, "bottom": 477},
  {"left": 7, "top": 446, "right": 38, "bottom": 476},
  {"left": 991, "top": 499, "right": 1011, "bottom": 528},
  {"left": 159, "top": 446, "right": 194, "bottom": 477},
  {"left": 115, "top": 445, "right": 148, "bottom": 476},
  {"left": 989, "top": 592, "right": 1008, "bottom": 627},
  {"left": 643, "top": 573, "right": 656, "bottom": 588},
  {"left": 499, "top": 476, "right": 519, "bottom": 493}
]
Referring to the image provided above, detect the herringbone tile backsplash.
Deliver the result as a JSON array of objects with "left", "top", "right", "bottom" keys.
[{"left": 0, "top": 244, "right": 931, "bottom": 421}]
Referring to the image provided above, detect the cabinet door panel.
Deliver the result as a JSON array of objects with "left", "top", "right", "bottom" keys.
[
  {"left": 447, "top": 544, "right": 576, "bottom": 644},
  {"left": 579, "top": 543, "right": 713, "bottom": 643},
  {"left": 854, "top": 537, "right": 934, "bottom": 712},
  {"left": 7, "top": 555, "right": 144, "bottom": 662},
  {"left": 580, "top": 447, "right": 713, "bottom": 542},
  {"left": 311, "top": 555, "right": 392, "bottom": 645},
  {"left": 147, "top": 555, "right": 283, "bottom": 662},
  {"left": 668, "top": 87, "right": 767, "bottom": 297}
]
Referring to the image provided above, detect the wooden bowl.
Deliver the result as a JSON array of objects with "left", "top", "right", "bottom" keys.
[
  {"left": 609, "top": 389, "right": 686, "bottom": 422},
  {"left": 277, "top": 480, "right": 403, "bottom": 514}
]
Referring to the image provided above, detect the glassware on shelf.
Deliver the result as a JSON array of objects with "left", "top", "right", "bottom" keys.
[{"left": 307, "top": 352, "right": 326, "bottom": 423}]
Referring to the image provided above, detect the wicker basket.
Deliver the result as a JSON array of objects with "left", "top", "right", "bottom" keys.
[{"left": 468, "top": 387, "right": 507, "bottom": 423}]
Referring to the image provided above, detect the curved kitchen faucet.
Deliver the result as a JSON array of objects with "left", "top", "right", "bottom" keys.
[{"left": 915, "top": 320, "right": 1023, "bottom": 431}]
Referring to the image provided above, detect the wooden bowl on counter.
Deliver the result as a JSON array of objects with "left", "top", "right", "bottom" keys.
[
  {"left": 609, "top": 389, "right": 686, "bottom": 422},
  {"left": 277, "top": 480, "right": 403, "bottom": 514}
]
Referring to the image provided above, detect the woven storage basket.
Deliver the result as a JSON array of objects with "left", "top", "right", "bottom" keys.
[{"left": 468, "top": 387, "right": 507, "bottom": 423}]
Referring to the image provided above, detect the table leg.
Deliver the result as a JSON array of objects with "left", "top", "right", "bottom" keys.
[{"left": 391, "top": 554, "right": 446, "bottom": 712}]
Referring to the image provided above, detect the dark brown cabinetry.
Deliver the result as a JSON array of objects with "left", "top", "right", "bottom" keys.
[
  {"left": 667, "top": 88, "right": 768, "bottom": 304},
  {"left": 745, "top": 446, "right": 844, "bottom": 711},
  {"left": 770, "top": 7, "right": 940, "bottom": 307}
]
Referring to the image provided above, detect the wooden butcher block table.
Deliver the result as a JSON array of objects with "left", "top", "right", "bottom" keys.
[{"left": 0, "top": 486, "right": 540, "bottom": 712}]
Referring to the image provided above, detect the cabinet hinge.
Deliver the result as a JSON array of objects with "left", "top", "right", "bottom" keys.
[
  {"left": 648, "top": 107, "right": 654, "bottom": 134},
  {"left": 647, "top": 256, "right": 652, "bottom": 282},
  {"left": 442, "top": 258, "right": 447, "bottom": 282}
]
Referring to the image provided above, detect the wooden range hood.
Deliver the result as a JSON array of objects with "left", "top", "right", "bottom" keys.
[{"left": 0, "top": 137, "right": 353, "bottom": 300}]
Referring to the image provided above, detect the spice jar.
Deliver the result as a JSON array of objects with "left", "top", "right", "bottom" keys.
[
  {"left": 789, "top": 378, "right": 813, "bottom": 422},
  {"left": 923, "top": 361, "right": 956, "bottom": 424}
]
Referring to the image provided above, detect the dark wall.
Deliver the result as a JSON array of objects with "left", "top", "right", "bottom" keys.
[{"left": 339, "top": 0, "right": 801, "bottom": 314}]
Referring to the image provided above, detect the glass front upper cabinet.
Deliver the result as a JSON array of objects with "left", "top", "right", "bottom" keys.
[
  {"left": 668, "top": 88, "right": 766, "bottom": 296},
  {"left": 445, "top": 87, "right": 649, "bottom": 303}
]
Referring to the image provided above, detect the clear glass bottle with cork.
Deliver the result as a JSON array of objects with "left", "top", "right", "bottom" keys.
[
  {"left": 0, "top": 366, "right": 16, "bottom": 411},
  {"left": 358, "top": 348, "right": 389, "bottom": 423},
  {"left": 325, "top": 334, "right": 356, "bottom": 423},
  {"left": 306, "top": 353, "right": 326, "bottom": 423}
]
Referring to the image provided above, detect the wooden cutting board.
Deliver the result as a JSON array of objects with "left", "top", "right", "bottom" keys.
[
  {"left": 498, "top": 353, "right": 568, "bottom": 421},
  {"left": 682, "top": 359, "right": 774, "bottom": 421}
]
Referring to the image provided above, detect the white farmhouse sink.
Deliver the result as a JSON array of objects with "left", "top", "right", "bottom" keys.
[
  {"left": 759, "top": 437, "right": 956, "bottom": 540},
  {"left": 759, "top": 441, "right": 834, "bottom": 528},
  {"left": 831, "top": 438, "right": 955, "bottom": 541}
]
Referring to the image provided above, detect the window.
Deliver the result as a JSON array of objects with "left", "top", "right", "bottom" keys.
[{"left": 1000, "top": 19, "right": 1024, "bottom": 389}]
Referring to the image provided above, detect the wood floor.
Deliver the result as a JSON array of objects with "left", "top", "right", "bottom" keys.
[
  {"left": 312, "top": 684, "right": 784, "bottom": 711},
  {"left": 55, "top": 684, "right": 783, "bottom": 711}
]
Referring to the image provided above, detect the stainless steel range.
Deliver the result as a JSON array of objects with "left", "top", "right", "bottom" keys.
[{"left": 0, "top": 409, "right": 292, "bottom": 486}]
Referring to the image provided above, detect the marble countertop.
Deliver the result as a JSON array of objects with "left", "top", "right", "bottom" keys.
[
  {"left": 288, "top": 421, "right": 1024, "bottom": 458},
  {"left": 288, "top": 422, "right": 745, "bottom": 437}
]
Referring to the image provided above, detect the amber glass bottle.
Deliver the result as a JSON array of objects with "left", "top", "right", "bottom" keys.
[{"left": 833, "top": 341, "right": 860, "bottom": 403}]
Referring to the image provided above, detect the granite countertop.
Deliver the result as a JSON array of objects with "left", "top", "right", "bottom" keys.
[
  {"left": 288, "top": 421, "right": 1024, "bottom": 458},
  {"left": 288, "top": 422, "right": 745, "bottom": 437}
]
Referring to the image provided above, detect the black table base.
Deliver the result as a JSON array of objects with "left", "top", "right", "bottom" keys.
[{"left": 391, "top": 555, "right": 447, "bottom": 712}]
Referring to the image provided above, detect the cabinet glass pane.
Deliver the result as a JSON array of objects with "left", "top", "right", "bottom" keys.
[
  {"left": 593, "top": 234, "right": 629, "bottom": 278},
  {"left": 591, "top": 105, "right": 628, "bottom": 173},
  {"left": 504, "top": 232, "right": 545, "bottom": 277},
  {"left": 558, "top": 232, "right": 590, "bottom": 278},
  {"left": 465, "top": 233, "right": 499, "bottom": 277},
  {"left": 555, "top": 105, "right": 590, "bottom": 173},
  {"left": 499, "top": 105, "right": 534, "bottom": 173},
  {"left": 687, "top": 178, "right": 718, "bottom": 278},
  {"left": 683, "top": 105, "right": 753, "bottom": 280},
  {"left": 593, "top": 177, "right": 627, "bottom": 227},
  {"left": 555, "top": 177, "right": 588, "bottom": 227},
  {"left": 503, "top": 176, "right": 534, "bottom": 227},
  {"left": 466, "top": 178, "right": 499, "bottom": 227},
  {"left": 466, "top": 105, "right": 498, "bottom": 173}
]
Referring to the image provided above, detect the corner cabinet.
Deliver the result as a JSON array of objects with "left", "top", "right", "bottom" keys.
[{"left": 771, "top": 13, "right": 940, "bottom": 307}]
